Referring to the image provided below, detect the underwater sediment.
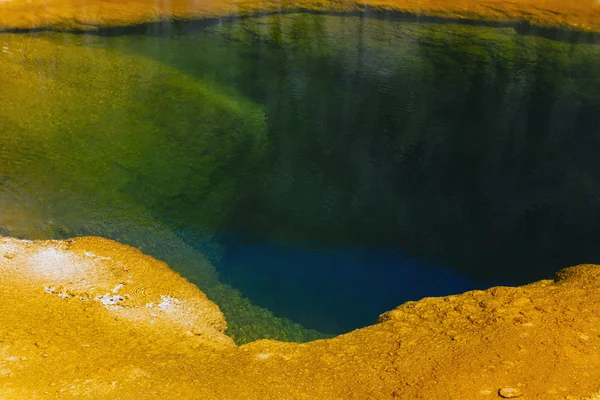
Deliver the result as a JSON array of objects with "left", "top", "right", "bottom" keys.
[{"left": 0, "top": 32, "right": 327, "bottom": 344}]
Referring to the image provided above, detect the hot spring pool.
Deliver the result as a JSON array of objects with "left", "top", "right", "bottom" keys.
[{"left": 2, "top": 13, "right": 600, "bottom": 343}]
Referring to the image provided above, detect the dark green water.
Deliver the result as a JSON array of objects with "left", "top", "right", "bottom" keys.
[{"left": 2, "top": 13, "right": 600, "bottom": 342}]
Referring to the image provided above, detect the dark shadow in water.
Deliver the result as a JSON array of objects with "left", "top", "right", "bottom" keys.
[{"left": 88, "top": 14, "right": 600, "bottom": 333}]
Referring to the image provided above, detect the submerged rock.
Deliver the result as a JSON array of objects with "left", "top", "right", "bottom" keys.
[{"left": 2, "top": 235, "right": 600, "bottom": 398}]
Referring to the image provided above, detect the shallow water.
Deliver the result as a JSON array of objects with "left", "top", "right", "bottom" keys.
[{"left": 2, "top": 14, "right": 600, "bottom": 341}]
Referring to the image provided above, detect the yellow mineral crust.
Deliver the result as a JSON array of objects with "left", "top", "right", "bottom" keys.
[
  {"left": 0, "top": 0, "right": 599, "bottom": 32},
  {"left": 2, "top": 236, "right": 600, "bottom": 399}
]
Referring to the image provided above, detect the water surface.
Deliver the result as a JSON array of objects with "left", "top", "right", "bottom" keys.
[{"left": 2, "top": 14, "right": 600, "bottom": 341}]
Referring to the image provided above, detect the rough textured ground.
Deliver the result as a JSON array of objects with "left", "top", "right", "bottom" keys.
[
  {"left": 0, "top": 0, "right": 599, "bottom": 32},
  {"left": 2, "top": 235, "right": 600, "bottom": 399}
]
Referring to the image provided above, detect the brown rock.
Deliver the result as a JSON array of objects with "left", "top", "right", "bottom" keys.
[{"left": 499, "top": 387, "right": 523, "bottom": 398}]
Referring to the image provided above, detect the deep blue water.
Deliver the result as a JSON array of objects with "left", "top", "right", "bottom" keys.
[{"left": 211, "top": 235, "right": 486, "bottom": 333}]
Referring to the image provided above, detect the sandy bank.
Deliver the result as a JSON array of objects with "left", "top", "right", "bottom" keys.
[
  {"left": 1, "top": 235, "right": 600, "bottom": 399},
  {"left": 0, "top": 0, "right": 599, "bottom": 32}
]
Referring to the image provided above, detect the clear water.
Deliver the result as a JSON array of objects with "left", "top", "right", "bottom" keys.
[{"left": 2, "top": 13, "right": 600, "bottom": 342}]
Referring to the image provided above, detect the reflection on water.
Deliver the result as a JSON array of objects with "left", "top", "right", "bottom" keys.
[{"left": 1, "top": 13, "right": 600, "bottom": 340}]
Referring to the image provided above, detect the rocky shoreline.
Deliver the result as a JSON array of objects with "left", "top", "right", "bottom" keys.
[
  {"left": 0, "top": 0, "right": 599, "bottom": 33},
  {"left": 1, "top": 235, "right": 600, "bottom": 398}
]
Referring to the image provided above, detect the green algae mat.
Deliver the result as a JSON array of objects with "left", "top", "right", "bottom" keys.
[
  {"left": 2, "top": 14, "right": 600, "bottom": 342},
  {"left": 0, "top": 31, "right": 322, "bottom": 344}
]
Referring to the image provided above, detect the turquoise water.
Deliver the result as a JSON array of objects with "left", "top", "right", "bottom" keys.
[{"left": 2, "top": 14, "right": 600, "bottom": 341}]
